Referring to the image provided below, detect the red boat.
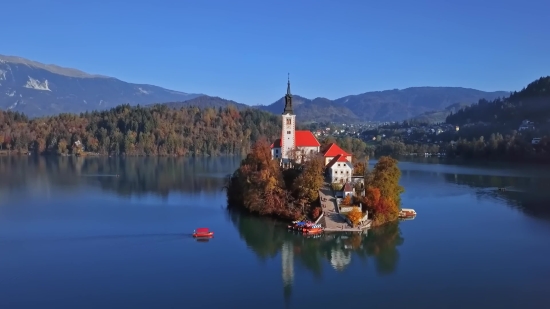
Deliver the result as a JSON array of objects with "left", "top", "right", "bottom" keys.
[
  {"left": 304, "top": 228, "right": 323, "bottom": 234},
  {"left": 193, "top": 228, "right": 214, "bottom": 238}
]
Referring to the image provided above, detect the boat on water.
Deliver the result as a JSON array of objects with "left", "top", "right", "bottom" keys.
[
  {"left": 288, "top": 220, "right": 324, "bottom": 234},
  {"left": 193, "top": 228, "right": 214, "bottom": 238},
  {"left": 399, "top": 208, "right": 417, "bottom": 218},
  {"left": 303, "top": 224, "right": 324, "bottom": 234}
]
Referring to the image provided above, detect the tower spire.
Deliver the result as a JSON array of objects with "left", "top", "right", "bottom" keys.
[
  {"left": 283, "top": 74, "right": 293, "bottom": 114},
  {"left": 287, "top": 73, "right": 291, "bottom": 96}
]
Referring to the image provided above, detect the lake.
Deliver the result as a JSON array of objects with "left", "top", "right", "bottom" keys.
[{"left": 1, "top": 156, "right": 550, "bottom": 309}]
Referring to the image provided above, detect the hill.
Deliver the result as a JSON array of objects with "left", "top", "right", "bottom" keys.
[
  {"left": 161, "top": 95, "right": 249, "bottom": 110},
  {"left": 408, "top": 102, "right": 471, "bottom": 124},
  {"left": 259, "top": 87, "right": 508, "bottom": 123},
  {"left": 0, "top": 55, "right": 201, "bottom": 117},
  {"left": 0, "top": 104, "right": 280, "bottom": 156},
  {"left": 446, "top": 77, "right": 550, "bottom": 129}
]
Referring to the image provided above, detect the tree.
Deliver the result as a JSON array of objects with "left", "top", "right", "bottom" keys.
[
  {"left": 311, "top": 207, "right": 322, "bottom": 220},
  {"left": 293, "top": 155, "right": 324, "bottom": 204},
  {"left": 353, "top": 160, "right": 367, "bottom": 176},
  {"left": 363, "top": 187, "right": 399, "bottom": 225},
  {"left": 366, "top": 156, "right": 404, "bottom": 206},
  {"left": 57, "top": 139, "right": 68, "bottom": 155},
  {"left": 0, "top": 135, "right": 3, "bottom": 150},
  {"left": 226, "top": 139, "right": 298, "bottom": 219},
  {"left": 342, "top": 194, "right": 352, "bottom": 206},
  {"left": 346, "top": 207, "right": 363, "bottom": 226}
]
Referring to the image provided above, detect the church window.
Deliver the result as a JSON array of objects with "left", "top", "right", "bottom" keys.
[
  {"left": 287, "top": 131, "right": 291, "bottom": 134},
  {"left": 286, "top": 119, "right": 292, "bottom": 125}
]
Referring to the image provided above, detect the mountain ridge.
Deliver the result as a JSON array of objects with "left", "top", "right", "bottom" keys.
[
  {"left": 0, "top": 55, "right": 201, "bottom": 117},
  {"left": 1, "top": 54, "right": 509, "bottom": 121}
]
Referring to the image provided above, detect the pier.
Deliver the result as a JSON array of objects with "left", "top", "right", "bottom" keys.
[{"left": 318, "top": 184, "right": 371, "bottom": 232}]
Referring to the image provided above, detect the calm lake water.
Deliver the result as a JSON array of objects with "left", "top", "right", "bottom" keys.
[{"left": 1, "top": 156, "right": 550, "bottom": 309}]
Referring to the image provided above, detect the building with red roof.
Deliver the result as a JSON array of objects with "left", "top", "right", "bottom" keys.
[
  {"left": 325, "top": 154, "right": 354, "bottom": 183},
  {"left": 270, "top": 78, "right": 353, "bottom": 178},
  {"left": 271, "top": 78, "right": 321, "bottom": 164},
  {"left": 321, "top": 143, "right": 352, "bottom": 166}
]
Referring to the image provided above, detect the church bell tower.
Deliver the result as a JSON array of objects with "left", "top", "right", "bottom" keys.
[{"left": 281, "top": 74, "right": 296, "bottom": 161}]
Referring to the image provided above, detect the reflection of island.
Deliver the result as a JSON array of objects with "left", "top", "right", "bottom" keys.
[
  {"left": 230, "top": 211, "right": 404, "bottom": 304},
  {"left": 443, "top": 172, "right": 550, "bottom": 219},
  {"left": 0, "top": 156, "right": 242, "bottom": 197}
]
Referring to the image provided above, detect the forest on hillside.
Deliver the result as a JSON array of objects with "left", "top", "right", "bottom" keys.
[
  {"left": 0, "top": 104, "right": 281, "bottom": 156},
  {"left": 446, "top": 77, "right": 550, "bottom": 128}
]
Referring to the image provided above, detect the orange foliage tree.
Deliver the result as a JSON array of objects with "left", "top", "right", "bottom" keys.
[
  {"left": 226, "top": 139, "right": 298, "bottom": 219},
  {"left": 362, "top": 156, "right": 403, "bottom": 225},
  {"left": 342, "top": 194, "right": 352, "bottom": 206},
  {"left": 346, "top": 207, "right": 363, "bottom": 226}
]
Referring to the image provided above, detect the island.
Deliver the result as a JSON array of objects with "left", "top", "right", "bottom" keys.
[{"left": 226, "top": 78, "right": 404, "bottom": 228}]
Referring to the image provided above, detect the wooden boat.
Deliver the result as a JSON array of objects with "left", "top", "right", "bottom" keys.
[
  {"left": 193, "top": 228, "right": 214, "bottom": 238},
  {"left": 303, "top": 224, "right": 324, "bottom": 234},
  {"left": 304, "top": 228, "right": 323, "bottom": 234},
  {"left": 399, "top": 208, "right": 417, "bottom": 218}
]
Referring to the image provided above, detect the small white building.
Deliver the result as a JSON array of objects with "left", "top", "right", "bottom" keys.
[
  {"left": 326, "top": 154, "right": 354, "bottom": 183},
  {"left": 342, "top": 182, "right": 354, "bottom": 197},
  {"left": 519, "top": 120, "right": 535, "bottom": 131}
]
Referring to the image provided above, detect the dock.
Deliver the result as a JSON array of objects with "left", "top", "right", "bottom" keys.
[{"left": 318, "top": 184, "right": 371, "bottom": 233}]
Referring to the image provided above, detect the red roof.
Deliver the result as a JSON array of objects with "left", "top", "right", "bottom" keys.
[
  {"left": 271, "top": 131, "right": 320, "bottom": 148},
  {"left": 322, "top": 143, "right": 350, "bottom": 157},
  {"left": 295, "top": 130, "right": 320, "bottom": 147},
  {"left": 271, "top": 139, "right": 281, "bottom": 149},
  {"left": 326, "top": 154, "right": 351, "bottom": 169},
  {"left": 343, "top": 182, "right": 353, "bottom": 192}
]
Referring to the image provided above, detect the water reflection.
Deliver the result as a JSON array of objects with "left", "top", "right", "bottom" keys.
[
  {"left": 0, "top": 156, "right": 242, "bottom": 197},
  {"left": 443, "top": 172, "right": 550, "bottom": 219},
  {"left": 229, "top": 210, "right": 404, "bottom": 304}
]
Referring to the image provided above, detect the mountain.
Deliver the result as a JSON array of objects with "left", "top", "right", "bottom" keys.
[
  {"left": 0, "top": 55, "right": 201, "bottom": 117},
  {"left": 259, "top": 87, "right": 509, "bottom": 123},
  {"left": 446, "top": 76, "right": 550, "bottom": 128},
  {"left": 255, "top": 95, "right": 358, "bottom": 123},
  {"left": 161, "top": 95, "right": 249, "bottom": 110},
  {"left": 408, "top": 102, "right": 471, "bottom": 124},
  {"left": 1, "top": 54, "right": 510, "bottom": 122}
]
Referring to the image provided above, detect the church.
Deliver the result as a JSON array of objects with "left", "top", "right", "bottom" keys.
[
  {"left": 270, "top": 78, "right": 320, "bottom": 164},
  {"left": 270, "top": 78, "right": 355, "bottom": 183}
]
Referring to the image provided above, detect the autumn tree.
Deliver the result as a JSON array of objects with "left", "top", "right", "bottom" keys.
[
  {"left": 353, "top": 159, "right": 367, "bottom": 176},
  {"left": 341, "top": 194, "right": 352, "bottom": 206},
  {"left": 360, "top": 156, "right": 403, "bottom": 225},
  {"left": 366, "top": 156, "right": 404, "bottom": 206},
  {"left": 346, "top": 207, "right": 363, "bottom": 226},
  {"left": 293, "top": 155, "right": 324, "bottom": 205},
  {"left": 226, "top": 139, "right": 297, "bottom": 219},
  {"left": 57, "top": 139, "right": 68, "bottom": 155}
]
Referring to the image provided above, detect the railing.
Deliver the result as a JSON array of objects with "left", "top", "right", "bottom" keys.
[{"left": 314, "top": 212, "right": 324, "bottom": 225}]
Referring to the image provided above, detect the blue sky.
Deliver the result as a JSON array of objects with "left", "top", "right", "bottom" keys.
[{"left": 2, "top": 0, "right": 549, "bottom": 104}]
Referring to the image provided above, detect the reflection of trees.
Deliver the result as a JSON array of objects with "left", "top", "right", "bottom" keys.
[
  {"left": 229, "top": 211, "right": 404, "bottom": 276},
  {"left": 443, "top": 173, "right": 550, "bottom": 219},
  {"left": 0, "top": 156, "right": 242, "bottom": 197}
]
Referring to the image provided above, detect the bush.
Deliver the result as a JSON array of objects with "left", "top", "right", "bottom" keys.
[
  {"left": 346, "top": 207, "right": 363, "bottom": 226},
  {"left": 311, "top": 207, "right": 322, "bottom": 220},
  {"left": 341, "top": 195, "right": 352, "bottom": 206},
  {"left": 331, "top": 182, "right": 343, "bottom": 191}
]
